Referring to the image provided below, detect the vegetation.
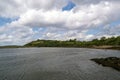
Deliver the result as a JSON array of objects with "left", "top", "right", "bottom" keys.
[
  {"left": 0, "top": 36, "right": 120, "bottom": 49},
  {"left": 91, "top": 57, "right": 120, "bottom": 71},
  {"left": 24, "top": 36, "right": 120, "bottom": 49},
  {"left": 0, "top": 45, "right": 22, "bottom": 48}
]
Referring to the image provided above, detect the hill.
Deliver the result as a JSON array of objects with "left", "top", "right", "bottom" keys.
[{"left": 24, "top": 36, "right": 120, "bottom": 49}]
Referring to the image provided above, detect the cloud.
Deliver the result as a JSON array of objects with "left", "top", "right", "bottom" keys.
[
  {"left": 0, "top": 0, "right": 120, "bottom": 45},
  {"left": 72, "top": 0, "right": 120, "bottom": 5},
  {"left": 10, "top": 1, "right": 120, "bottom": 30},
  {"left": 100, "top": 24, "right": 120, "bottom": 36},
  {"left": 0, "top": 25, "right": 36, "bottom": 45},
  {"left": 0, "top": 0, "right": 67, "bottom": 17},
  {"left": 40, "top": 27, "right": 94, "bottom": 41}
]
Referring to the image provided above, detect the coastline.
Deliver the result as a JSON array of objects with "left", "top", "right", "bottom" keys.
[
  {"left": 0, "top": 45, "right": 120, "bottom": 50},
  {"left": 91, "top": 45, "right": 120, "bottom": 50},
  {"left": 91, "top": 57, "right": 120, "bottom": 71}
]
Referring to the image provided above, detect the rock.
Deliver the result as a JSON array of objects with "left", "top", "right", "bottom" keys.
[{"left": 91, "top": 57, "right": 120, "bottom": 71}]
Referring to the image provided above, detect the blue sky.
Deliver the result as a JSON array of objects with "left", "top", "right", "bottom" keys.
[
  {"left": 0, "top": 0, "right": 120, "bottom": 45},
  {"left": 62, "top": 1, "right": 76, "bottom": 11},
  {"left": 0, "top": 17, "right": 13, "bottom": 26}
]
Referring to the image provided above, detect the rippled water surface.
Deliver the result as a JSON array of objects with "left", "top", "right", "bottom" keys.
[{"left": 0, "top": 48, "right": 120, "bottom": 80}]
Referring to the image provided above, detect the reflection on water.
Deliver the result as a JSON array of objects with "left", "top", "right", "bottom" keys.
[{"left": 0, "top": 48, "right": 120, "bottom": 80}]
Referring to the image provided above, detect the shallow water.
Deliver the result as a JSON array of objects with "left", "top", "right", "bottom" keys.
[{"left": 0, "top": 48, "right": 120, "bottom": 80}]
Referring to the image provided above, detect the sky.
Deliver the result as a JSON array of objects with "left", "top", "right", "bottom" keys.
[{"left": 0, "top": 0, "right": 120, "bottom": 45}]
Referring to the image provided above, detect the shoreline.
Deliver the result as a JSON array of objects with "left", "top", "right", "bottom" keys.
[
  {"left": 91, "top": 46, "right": 120, "bottom": 50},
  {"left": 91, "top": 57, "right": 120, "bottom": 71},
  {"left": 0, "top": 46, "right": 120, "bottom": 50}
]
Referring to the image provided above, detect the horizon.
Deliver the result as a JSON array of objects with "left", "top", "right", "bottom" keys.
[
  {"left": 0, "top": 0, "right": 120, "bottom": 46},
  {"left": 1, "top": 35, "right": 120, "bottom": 46}
]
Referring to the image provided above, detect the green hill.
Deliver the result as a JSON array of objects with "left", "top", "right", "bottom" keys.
[{"left": 24, "top": 36, "right": 120, "bottom": 49}]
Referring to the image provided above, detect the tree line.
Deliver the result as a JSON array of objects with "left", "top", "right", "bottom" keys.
[{"left": 24, "top": 36, "right": 120, "bottom": 47}]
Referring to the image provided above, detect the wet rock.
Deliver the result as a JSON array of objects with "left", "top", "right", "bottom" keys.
[{"left": 91, "top": 57, "right": 120, "bottom": 71}]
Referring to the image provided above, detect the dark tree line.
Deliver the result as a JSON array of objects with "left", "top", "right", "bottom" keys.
[{"left": 24, "top": 36, "right": 120, "bottom": 47}]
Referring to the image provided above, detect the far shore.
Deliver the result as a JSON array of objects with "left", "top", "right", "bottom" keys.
[
  {"left": 0, "top": 45, "right": 120, "bottom": 50},
  {"left": 91, "top": 45, "right": 120, "bottom": 50}
]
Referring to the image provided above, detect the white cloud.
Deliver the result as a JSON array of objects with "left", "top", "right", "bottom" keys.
[
  {"left": 12, "top": 1, "right": 119, "bottom": 30},
  {"left": 72, "top": 0, "right": 120, "bottom": 5},
  {"left": 0, "top": 0, "right": 120, "bottom": 45},
  {"left": 0, "top": 25, "right": 36, "bottom": 45},
  {"left": 0, "top": 0, "right": 66, "bottom": 17},
  {"left": 40, "top": 28, "right": 94, "bottom": 41}
]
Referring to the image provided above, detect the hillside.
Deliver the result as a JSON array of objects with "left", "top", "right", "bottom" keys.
[{"left": 24, "top": 36, "right": 120, "bottom": 49}]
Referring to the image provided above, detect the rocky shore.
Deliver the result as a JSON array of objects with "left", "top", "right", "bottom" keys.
[{"left": 91, "top": 57, "right": 120, "bottom": 71}]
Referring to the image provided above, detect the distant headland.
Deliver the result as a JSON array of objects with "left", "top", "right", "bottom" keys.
[{"left": 0, "top": 36, "right": 120, "bottom": 50}]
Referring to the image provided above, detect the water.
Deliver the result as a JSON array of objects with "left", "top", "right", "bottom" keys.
[{"left": 0, "top": 48, "right": 120, "bottom": 80}]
